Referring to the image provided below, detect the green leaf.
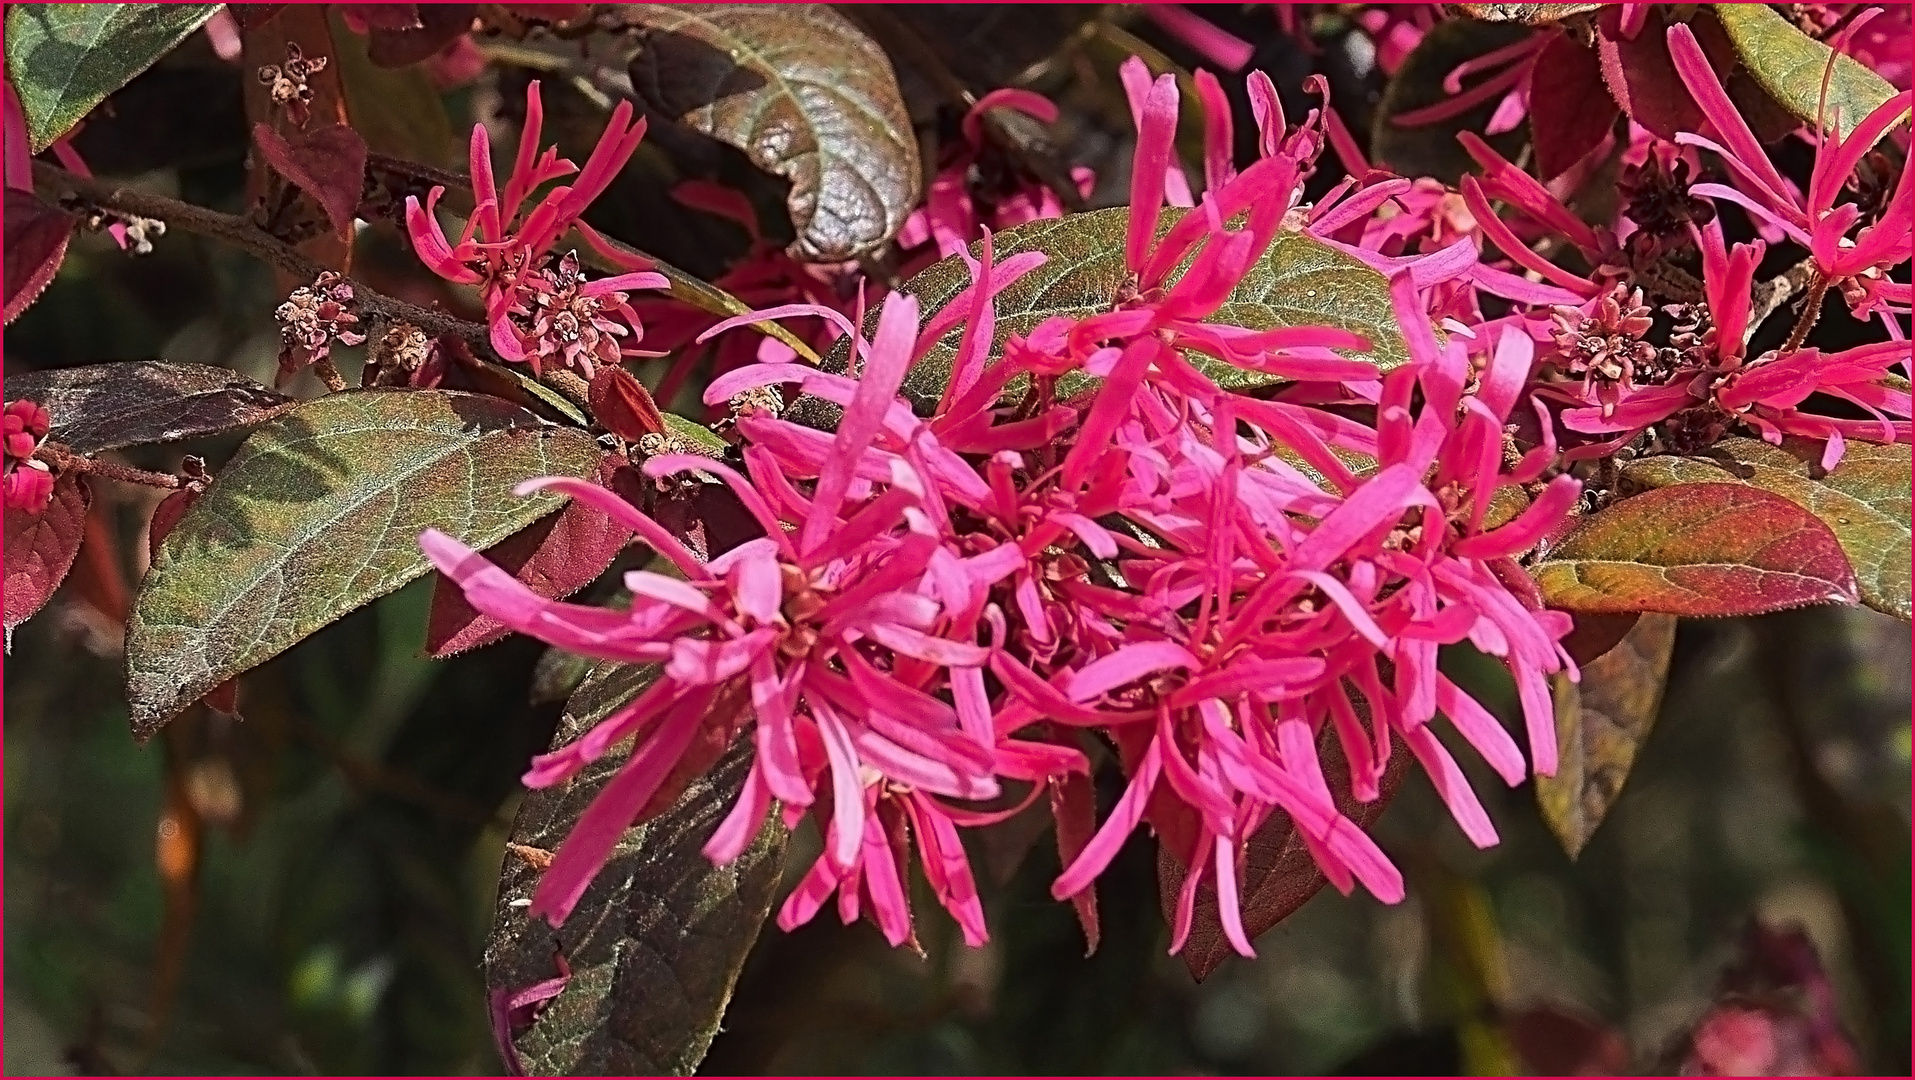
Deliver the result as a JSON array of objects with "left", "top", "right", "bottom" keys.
[
  {"left": 3, "top": 360, "right": 296, "bottom": 454},
  {"left": 622, "top": 4, "right": 921, "bottom": 262},
  {"left": 124, "top": 390, "right": 605, "bottom": 739},
  {"left": 4, "top": 4, "right": 221, "bottom": 153},
  {"left": 488, "top": 662, "right": 783, "bottom": 1076},
  {"left": 1537, "top": 613, "right": 1678, "bottom": 859},
  {"left": 1373, "top": 17, "right": 1533, "bottom": 185},
  {"left": 1532, "top": 483, "right": 1859, "bottom": 617},
  {"left": 1714, "top": 3, "right": 1904, "bottom": 136},
  {"left": 836, "top": 206, "right": 1407, "bottom": 416},
  {"left": 1623, "top": 437, "right": 1911, "bottom": 621}
]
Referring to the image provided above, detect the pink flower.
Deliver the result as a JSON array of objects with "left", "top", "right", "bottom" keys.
[
  {"left": 405, "top": 82, "right": 668, "bottom": 376},
  {"left": 898, "top": 89, "right": 1091, "bottom": 265},
  {"left": 424, "top": 291, "right": 1085, "bottom": 942},
  {"left": 1667, "top": 23, "right": 1913, "bottom": 317},
  {"left": 4, "top": 399, "right": 54, "bottom": 513}
]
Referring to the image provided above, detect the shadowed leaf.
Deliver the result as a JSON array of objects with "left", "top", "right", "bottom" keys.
[
  {"left": 329, "top": 9, "right": 458, "bottom": 167},
  {"left": 1714, "top": 2, "right": 1903, "bottom": 137},
  {"left": 1596, "top": 7, "right": 1736, "bottom": 142},
  {"left": 125, "top": 390, "right": 604, "bottom": 738},
  {"left": 1533, "top": 483, "right": 1859, "bottom": 616},
  {"left": 4, "top": 472, "right": 90, "bottom": 632},
  {"left": 487, "top": 662, "right": 782, "bottom": 1076},
  {"left": 1538, "top": 613, "right": 1678, "bottom": 858},
  {"left": 623, "top": 4, "right": 921, "bottom": 261},
  {"left": 4, "top": 3, "right": 221, "bottom": 152},
  {"left": 4, "top": 361, "right": 297, "bottom": 454},
  {"left": 4, "top": 190, "right": 74, "bottom": 326},
  {"left": 1372, "top": 18, "right": 1531, "bottom": 184},
  {"left": 1624, "top": 437, "right": 1910, "bottom": 621}
]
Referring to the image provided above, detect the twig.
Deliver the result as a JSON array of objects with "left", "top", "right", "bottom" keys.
[
  {"left": 32, "top": 160, "right": 493, "bottom": 351},
  {"left": 35, "top": 444, "right": 183, "bottom": 489},
  {"left": 1747, "top": 257, "right": 1821, "bottom": 346},
  {"left": 1782, "top": 272, "right": 1830, "bottom": 353}
]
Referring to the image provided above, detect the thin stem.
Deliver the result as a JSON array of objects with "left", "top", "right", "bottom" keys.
[
  {"left": 1782, "top": 273, "right": 1831, "bottom": 353},
  {"left": 35, "top": 445, "right": 184, "bottom": 488},
  {"left": 1747, "top": 257, "right": 1821, "bottom": 346},
  {"left": 32, "top": 160, "right": 493, "bottom": 351}
]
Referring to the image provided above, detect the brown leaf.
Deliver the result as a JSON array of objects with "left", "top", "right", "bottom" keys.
[
  {"left": 1537, "top": 613, "right": 1677, "bottom": 858},
  {"left": 363, "top": 3, "right": 473, "bottom": 67},
  {"left": 4, "top": 471, "right": 90, "bottom": 632},
  {"left": 3, "top": 360, "right": 296, "bottom": 454},
  {"left": 624, "top": 4, "right": 922, "bottom": 261},
  {"left": 1051, "top": 767, "right": 1100, "bottom": 955},
  {"left": 1596, "top": 7, "right": 1736, "bottom": 141},
  {"left": 1528, "top": 32, "right": 1619, "bottom": 182},
  {"left": 1559, "top": 611, "right": 1640, "bottom": 667},
  {"left": 252, "top": 121, "right": 369, "bottom": 241},
  {"left": 4, "top": 189, "right": 75, "bottom": 326}
]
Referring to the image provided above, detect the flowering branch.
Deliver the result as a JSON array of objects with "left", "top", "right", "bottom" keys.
[{"left": 30, "top": 160, "right": 493, "bottom": 352}]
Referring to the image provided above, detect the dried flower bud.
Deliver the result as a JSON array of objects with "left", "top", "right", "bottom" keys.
[
  {"left": 275, "top": 271, "right": 366, "bottom": 380},
  {"left": 257, "top": 42, "right": 329, "bottom": 127}
]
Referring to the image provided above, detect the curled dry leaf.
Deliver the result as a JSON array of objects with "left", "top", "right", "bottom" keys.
[
  {"left": 1538, "top": 613, "right": 1678, "bottom": 859},
  {"left": 623, "top": 4, "right": 922, "bottom": 262}
]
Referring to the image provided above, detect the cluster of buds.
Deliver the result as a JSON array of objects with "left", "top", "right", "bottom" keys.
[
  {"left": 4, "top": 400, "right": 55, "bottom": 513},
  {"left": 274, "top": 271, "right": 366, "bottom": 386}
]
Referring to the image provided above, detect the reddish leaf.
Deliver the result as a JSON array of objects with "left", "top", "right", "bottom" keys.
[
  {"left": 1160, "top": 725, "right": 1409, "bottom": 981},
  {"left": 251, "top": 121, "right": 368, "bottom": 241},
  {"left": 1559, "top": 611, "right": 1641, "bottom": 667},
  {"left": 1529, "top": 32, "right": 1619, "bottom": 182},
  {"left": 364, "top": 4, "right": 474, "bottom": 67},
  {"left": 424, "top": 456, "right": 636, "bottom": 657},
  {"left": 1534, "top": 483, "right": 1859, "bottom": 617},
  {"left": 147, "top": 485, "right": 204, "bottom": 560},
  {"left": 4, "top": 190, "right": 75, "bottom": 326},
  {"left": 1050, "top": 766, "right": 1100, "bottom": 955},
  {"left": 4, "top": 472, "right": 91, "bottom": 631},
  {"left": 588, "top": 366, "right": 667, "bottom": 442},
  {"left": 1597, "top": 7, "right": 1736, "bottom": 140}
]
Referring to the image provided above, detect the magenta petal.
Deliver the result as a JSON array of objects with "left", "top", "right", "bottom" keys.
[{"left": 530, "top": 689, "right": 709, "bottom": 924}]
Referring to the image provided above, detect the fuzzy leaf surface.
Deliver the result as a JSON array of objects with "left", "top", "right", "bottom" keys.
[
  {"left": 4, "top": 3, "right": 221, "bottom": 151},
  {"left": 1538, "top": 613, "right": 1678, "bottom": 858},
  {"left": 1624, "top": 438, "right": 1910, "bottom": 620},
  {"left": 4, "top": 361, "right": 297, "bottom": 454},
  {"left": 125, "top": 390, "right": 602, "bottom": 738},
  {"left": 487, "top": 662, "right": 782, "bottom": 1076},
  {"left": 1714, "top": 2, "right": 1903, "bottom": 136},
  {"left": 1532, "top": 483, "right": 1858, "bottom": 616},
  {"left": 3, "top": 472, "right": 90, "bottom": 632}
]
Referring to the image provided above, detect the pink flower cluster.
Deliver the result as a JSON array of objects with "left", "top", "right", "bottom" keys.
[
  {"left": 407, "top": 82, "right": 668, "bottom": 378},
  {"left": 426, "top": 60, "right": 1584, "bottom": 956}
]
